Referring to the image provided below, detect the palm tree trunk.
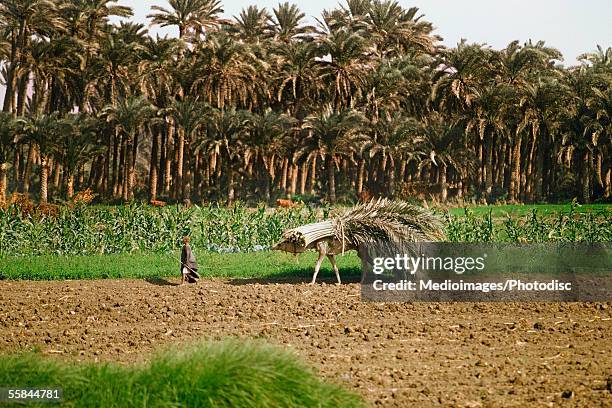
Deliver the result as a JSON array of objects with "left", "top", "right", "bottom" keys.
[
  {"left": 357, "top": 158, "right": 365, "bottom": 194},
  {"left": 40, "top": 155, "right": 49, "bottom": 203},
  {"left": 149, "top": 128, "right": 160, "bottom": 201},
  {"left": 510, "top": 137, "right": 522, "bottom": 202},
  {"left": 484, "top": 136, "right": 493, "bottom": 197},
  {"left": 0, "top": 163, "right": 8, "bottom": 206},
  {"left": 299, "top": 162, "right": 308, "bottom": 195},
  {"left": 176, "top": 128, "right": 184, "bottom": 200},
  {"left": 164, "top": 136, "right": 173, "bottom": 195},
  {"left": 439, "top": 163, "right": 448, "bottom": 202},
  {"left": 194, "top": 150, "right": 201, "bottom": 202},
  {"left": 79, "top": 164, "right": 85, "bottom": 188},
  {"left": 2, "top": 31, "right": 17, "bottom": 113},
  {"left": 595, "top": 152, "right": 603, "bottom": 188},
  {"left": 582, "top": 150, "right": 592, "bottom": 204},
  {"left": 399, "top": 159, "right": 407, "bottom": 183},
  {"left": 264, "top": 167, "right": 272, "bottom": 202},
  {"left": 66, "top": 173, "right": 75, "bottom": 199},
  {"left": 15, "top": 74, "right": 28, "bottom": 116},
  {"left": 477, "top": 139, "right": 483, "bottom": 189},
  {"left": 534, "top": 135, "right": 546, "bottom": 202},
  {"left": 158, "top": 125, "right": 167, "bottom": 195},
  {"left": 309, "top": 156, "right": 316, "bottom": 195},
  {"left": 495, "top": 141, "right": 506, "bottom": 187},
  {"left": 182, "top": 140, "right": 191, "bottom": 201},
  {"left": 112, "top": 133, "right": 121, "bottom": 197},
  {"left": 130, "top": 135, "right": 138, "bottom": 200},
  {"left": 289, "top": 163, "right": 298, "bottom": 196},
  {"left": 326, "top": 156, "right": 336, "bottom": 203},
  {"left": 21, "top": 144, "right": 35, "bottom": 194},
  {"left": 13, "top": 149, "right": 20, "bottom": 191},
  {"left": 102, "top": 133, "right": 111, "bottom": 195},
  {"left": 280, "top": 157, "right": 288, "bottom": 193},
  {"left": 389, "top": 158, "right": 397, "bottom": 197},
  {"left": 525, "top": 137, "right": 536, "bottom": 202},
  {"left": 53, "top": 160, "right": 61, "bottom": 189},
  {"left": 227, "top": 159, "right": 235, "bottom": 205},
  {"left": 121, "top": 138, "right": 128, "bottom": 201},
  {"left": 604, "top": 166, "right": 611, "bottom": 199}
]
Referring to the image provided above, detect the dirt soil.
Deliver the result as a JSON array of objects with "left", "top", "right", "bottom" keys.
[{"left": 1, "top": 278, "right": 611, "bottom": 407}]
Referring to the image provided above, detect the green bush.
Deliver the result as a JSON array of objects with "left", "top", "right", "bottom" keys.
[{"left": 0, "top": 339, "right": 364, "bottom": 408}]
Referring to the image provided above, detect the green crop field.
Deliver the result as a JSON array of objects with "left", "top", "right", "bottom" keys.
[
  {"left": 1, "top": 202, "right": 611, "bottom": 280},
  {"left": 446, "top": 203, "right": 612, "bottom": 218}
]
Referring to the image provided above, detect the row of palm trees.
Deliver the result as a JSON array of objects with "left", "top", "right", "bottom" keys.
[{"left": 0, "top": 0, "right": 610, "bottom": 206}]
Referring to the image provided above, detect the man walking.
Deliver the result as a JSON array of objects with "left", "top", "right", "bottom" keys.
[{"left": 180, "top": 236, "right": 200, "bottom": 284}]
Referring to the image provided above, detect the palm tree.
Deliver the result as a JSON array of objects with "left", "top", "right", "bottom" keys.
[
  {"left": 232, "top": 5, "right": 271, "bottom": 43},
  {"left": 317, "top": 27, "right": 372, "bottom": 110},
  {"left": 367, "top": 2, "right": 439, "bottom": 58},
  {"left": 517, "top": 76, "right": 568, "bottom": 202},
  {"left": 243, "top": 109, "right": 295, "bottom": 200},
  {"left": 53, "top": 114, "right": 104, "bottom": 199},
  {"left": 0, "top": 0, "right": 62, "bottom": 114},
  {"left": 170, "top": 97, "right": 207, "bottom": 200},
  {"left": 147, "top": 0, "right": 223, "bottom": 40},
  {"left": 269, "top": 2, "right": 313, "bottom": 43},
  {"left": 366, "top": 113, "right": 420, "bottom": 197},
  {"left": 196, "top": 107, "right": 250, "bottom": 204},
  {"left": 272, "top": 41, "right": 321, "bottom": 115},
  {"left": 578, "top": 45, "right": 612, "bottom": 74},
  {"left": 417, "top": 114, "right": 474, "bottom": 202},
  {"left": 15, "top": 113, "right": 62, "bottom": 203},
  {"left": 103, "top": 95, "right": 155, "bottom": 200},
  {"left": 431, "top": 40, "right": 493, "bottom": 114},
  {"left": 301, "top": 107, "right": 367, "bottom": 202},
  {"left": 585, "top": 86, "right": 611, "bottom": 198},
  {"left": 0, "top": 113, "right": 17, "bottom": 205},
  {"left": 192, "top": 31, "right": 263, "bottom": 110},
  {"left": 465, "top": 85, "right": 511, "bottom": 198}
]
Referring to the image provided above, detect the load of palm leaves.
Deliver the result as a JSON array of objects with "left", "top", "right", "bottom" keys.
[{"left": 274, "top": 198, "right": 444, "bottom": 254}]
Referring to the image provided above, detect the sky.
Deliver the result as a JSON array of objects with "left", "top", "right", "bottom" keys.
[{"left": 117, "top": 0, "right": 612, "bottom": 66}]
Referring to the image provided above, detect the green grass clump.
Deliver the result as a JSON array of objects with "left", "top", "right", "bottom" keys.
[
  {"left": 0, "top": 251, "right": 362, "bottom": 281},
  {"left": 0, "top": 339, "right": 364, "bottom": 408}
]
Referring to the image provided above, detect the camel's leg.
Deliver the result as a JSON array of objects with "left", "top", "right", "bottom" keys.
[
  {"left": 328, "top": 254, "right": 341, "bottom": 284},
  {"left": 311, "top": 250, "right": 326, "bottom": 285}
]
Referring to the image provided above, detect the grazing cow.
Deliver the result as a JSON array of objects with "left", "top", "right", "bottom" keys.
[
  {"left": 276, "top": 198, "right": 301, "bottom": 209},
  {"left": 357, "top": 191, "right": 372, "bottom": 202}
]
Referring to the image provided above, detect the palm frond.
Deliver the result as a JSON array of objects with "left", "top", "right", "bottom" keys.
[{"left": 274, "top": 199, "right": 444, "bottom": 254}]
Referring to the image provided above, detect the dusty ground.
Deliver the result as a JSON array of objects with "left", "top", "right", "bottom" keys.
[{"left": 1, "top": 278, "right": 611, "bottom": 407}]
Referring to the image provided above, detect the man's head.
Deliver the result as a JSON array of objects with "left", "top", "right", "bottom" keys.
[{"left": 182, "top": 236, "right": 190, "bottom": 245}]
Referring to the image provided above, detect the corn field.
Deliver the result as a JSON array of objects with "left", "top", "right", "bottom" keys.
[
  {"left": 445, "top": 207, "right": 612, "bottom": 243},
  {"left": 0, "top": 203, "right": 320, "bottom": 256},
  {"left": 0, "top": 203, "right": 610, "bottom": 257}
]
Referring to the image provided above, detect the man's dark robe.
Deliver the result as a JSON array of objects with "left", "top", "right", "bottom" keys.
[{"left": 181, "top": 244, "right": 200, "bottom": 282}]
